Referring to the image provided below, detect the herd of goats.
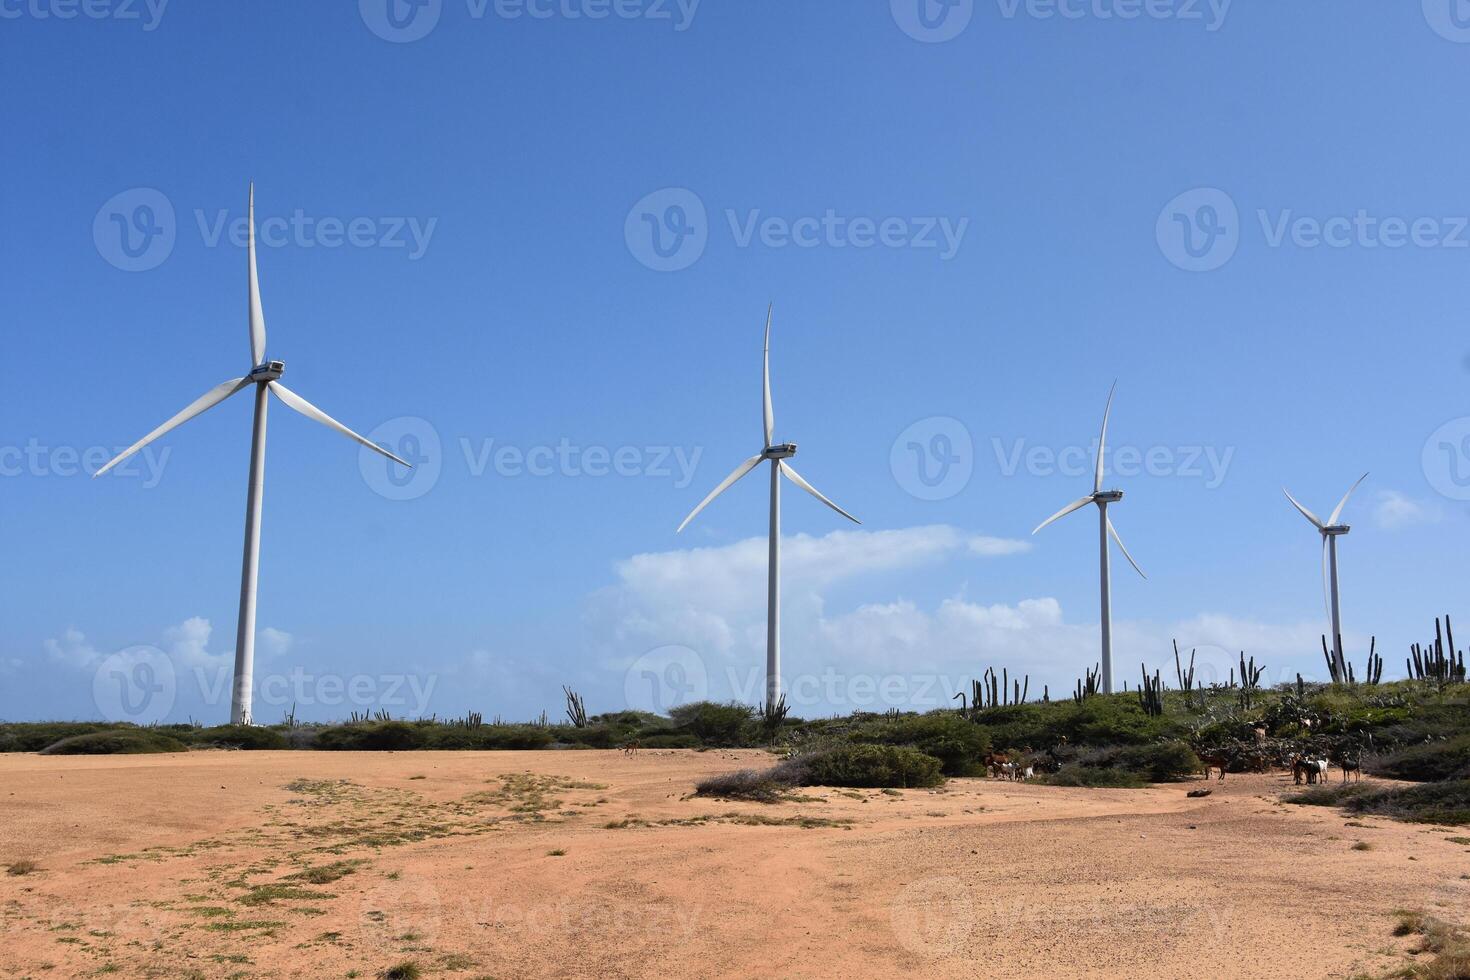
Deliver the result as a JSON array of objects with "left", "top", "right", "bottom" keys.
[{"left": 978, "top": 728, "right": 1368, "bottom": 785}]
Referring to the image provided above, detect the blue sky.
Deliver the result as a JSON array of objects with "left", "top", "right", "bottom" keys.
[{"left": 2, "top": 0, "right": 1468, "bottom": 724}]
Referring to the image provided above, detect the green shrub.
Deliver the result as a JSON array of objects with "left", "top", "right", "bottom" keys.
[
  {"left": 803, "top": 744, "right": 943, "bottom": 789},
  {"left": 669, "top": 702, "right": 754, "bottom": 747},
  {"left": 189, "top": 725, "right": 288, "bottom": 751},
  {"left": 421, "top": 725, "right": 554, "bottom": 751},
  {"left": 313, "top": 722, "right": 426, "bottom": 751},
  {"left": 40, "top": 731, "right": 188, "bottom": 755},
  {"left": 0, "top": 723, "right": 126, "bottom": 753},
  {"left": 1368, "top": 734, "right": 1470, "bottom": 782},
  {"left": 694, "top": 768, "right": 795, "bottom": 803},
  {"left": 1042, "top": 765, "right": 1147, "bottom": 788},
  {"left": 1082, "top": 741, "right": 1201, "bottom": 782},
  {"left": 1289, "top": 779, "right": 1470, "bottom": 826},
  {"left": 854, "top": 712, "right": 990, "bottom": 776},
  {"left": 632, "top": 732, "right": 701, "bottom": 750}
]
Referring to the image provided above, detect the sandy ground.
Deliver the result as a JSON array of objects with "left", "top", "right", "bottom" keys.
[{"left": 0, "top": 750, "right": 1467, "bottom": 979}]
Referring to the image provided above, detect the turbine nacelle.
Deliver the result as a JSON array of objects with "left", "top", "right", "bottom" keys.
[
  {"left": 1323, "top": 524, "right": 1350, "bottom": 537},
  {"left": 1093, "top": 490, "right": 1124, "bottom": 504},
  {"left": 763, "top": 443, "right": 797, "bottom": 460},
  {"left": 249, "top": 360, "right": 286, "bottom": 383}
]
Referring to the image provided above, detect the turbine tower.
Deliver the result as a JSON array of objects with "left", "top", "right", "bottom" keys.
[
  {"left": 1283, "top": 473, "right": 1368, "bottom": 680},
  {"left": 677, "top": 306, "right": 860, "bottom": 710},
  {"left": 95, "top": 184, "right": 411, "bottom": 725},
  {"left": 1032, "top": 382, "right": 1146, "bottom": 694}
]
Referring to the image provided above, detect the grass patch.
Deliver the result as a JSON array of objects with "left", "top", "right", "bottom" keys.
[
  {"left": 547, "top": 849, "right": 567, "bottom": 856},
  {"left": 236, "top": 883, "right": 333, "bottom": 907},
  {"left": 379, "top": 963, "right": 422, "bottom": 980},
  {"left": 40, "top": 730, "right": 187, "bottom": 755},
  {"left": 6, "top": 859, "right": 39, "bottom": 876},
  {"left": 1385, "top": 911, "right": 1470, "bottom": 978},
  {"left": 1288, "top": 780, "right": 1470, "bottom": 826},
  {"left": 287, "top": 859, "right": 367, "bottom": 884},
  {"left": 1352, "top": 841, "right": 1374, "bottom": 851},
  {"left": 1041, "top": 765, "right": 1147, "bottom": 789}
]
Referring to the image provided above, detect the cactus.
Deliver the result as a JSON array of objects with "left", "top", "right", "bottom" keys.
[
  {"left": 563, "top": 686, "right": 589, "bottom": 728},
  {"left": 1237, "top": 653, "right": 1265, "bottom": 710},
  {"left": 1073, "top": 663, "right": 1101, "bottom": 704},
  {"left": 1138, "top": 664, "right": 1164, "bottom": 717}
]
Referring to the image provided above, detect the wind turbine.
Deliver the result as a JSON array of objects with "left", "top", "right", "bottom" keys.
[
  {"left": 1283, "top": 473, "right": 1368, "bottom": 681},
  {"left": 94, "top": 184, "right": 410, "bottom": 725},
  {"left": 1032, "top": 382, "right": 1146, "bottom": 694},
  {"left": 676, "top": 307, "right": 860, "bottom": 710}
]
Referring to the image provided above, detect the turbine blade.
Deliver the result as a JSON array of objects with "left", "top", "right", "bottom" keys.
[
  {"left": 1328, "top": 472, "right": 1369, "bottom": 526},
  {"left": 1094, "top": 380, "right": 1117, "bottom": 494},
  {"left": 93, "top": 377, "right": 252, "bottom": 477},
  {"left": 248, "top": 183, "right": 267, "bottom": 366},
  {"left": 782, "top": 463, "right": 860, "bottom": 525},
  {"left": 1107, "top": 516, "right": 1147, "bottom": 580},
  {"left": 762, "top": 305, "right": 774, "bottom": 447},
  {"left": 1283, "top": 487, "right": 1326, "bottom": 530},
  {"left": 1033, "top": 495, "right": 1094, "bottom": 535},
  {"left": 676, "top": 453, "right": 764, "bottom": 533},
  {"left": 268, "top": 382, "right": 409, "bottom": 467}
]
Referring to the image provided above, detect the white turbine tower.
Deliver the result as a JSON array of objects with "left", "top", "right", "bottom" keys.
[
  {"left": 1032, "top": 382, "right": 1146, "bottom": 694},
  {"left": 1283, "top": 473, "right": 1368, "bottom": 681},
  {"left": 95, "top": 184, "right": 411, "bottom": 725},
  {"left": 677, "top": 307, "right": 860, "bottom": 710}
]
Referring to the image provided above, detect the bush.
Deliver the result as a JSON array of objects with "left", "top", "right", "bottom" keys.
[
  {"left": 854, "top": 712, "right": 990, "bottom": 776},
  {"left": 669, "top": 702, "right": 754, "bottom": 747},
  {"left": 1082, "top": 741, "right": 1201, "bottom": 783},
  {"left": 189, "top": 725, "right": 288, "bottom": 750},
  {"left": 694, "top": 768, "right": 796, "bottom": 803},
  {"left": 0, "top": 723, "right": 125, "bottom": 753},
  {"left": 40, "top": 731, "right": 188, "bottom": 755},
  {"left": 1289, "top": 779, "right": 1470, "bottom": 826},
  {"left": 1368, "top": 735, "right": 1470, "bottom": 783},
  {"left": 313, "top": 722, "right": 427, "bottom": 751},
  {"left": 1042, "top": 765, "right": 1147, "bottom": 789},
  {"left": 803, "top": 744, "right": 943, "bottom": 789},
  {"left": 421, "top": 725, "right": 555, "bottom": 751}
]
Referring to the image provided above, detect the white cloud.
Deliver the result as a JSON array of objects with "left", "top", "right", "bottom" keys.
[
  {"left": 44, "top": 619, "right": 293, "bottom": 672},
  {"left": 581, "top": 525, "right": 1341, "bottom": 713},
  {"left": 1373, "top": 490, "right": 1442, "bottom": 530}
]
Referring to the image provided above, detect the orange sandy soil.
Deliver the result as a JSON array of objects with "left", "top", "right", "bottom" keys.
[{"left": 0, "top": 750, "right": 1467, "bottom": 979}]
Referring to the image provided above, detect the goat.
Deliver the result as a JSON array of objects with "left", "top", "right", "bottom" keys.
[
  {"left": 1020, "top": 766, "right": 1035, "bottom": 781},
  {"left": 622, "top": 740, "right": 640, "bottom": 756},
  {"left": 1198, "top": 751, "right": 1229, "bottom": 782},
  {"left": 1291, "top": 757, "right": 1314, "bottom": 785}
]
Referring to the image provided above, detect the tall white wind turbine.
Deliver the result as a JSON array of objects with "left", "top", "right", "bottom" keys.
[
  {"left": 1282, "top": 473, "right": 1368, "bottom": 681},
  {"left": 677, "top": 307, "right": 860, "bottom": 710},
  {"left": 95, "top": 184, "right": 410, "bottom": 725},
  {"left": 1031, "top": 383, "right": 1146, "bottom": 694}
]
